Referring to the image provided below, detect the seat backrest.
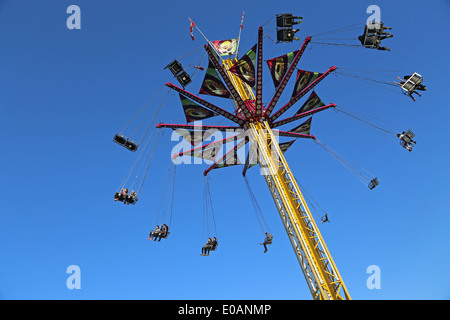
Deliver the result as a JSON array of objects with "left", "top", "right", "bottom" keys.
[
  {"left": 402, "top": 135, "right": 411, "bottom": 143},
  {"left": 402, "top": 74, "right": 423, "bottom": 92},
  {"left": 126, "top": 195, "right": 137, "bottom": 204},
  {"left": 363, "top": 35, "right": 378, "bottom": 47},
  {"left": 366, "top": 22, "right": 382, "bottom": 34},
  {"left": 405, "top": 130, "right": 415, "bottom": 139},
  {"left": 368, "top": 178, "right": 379, "bottom": 189},
  {"left": 125, "top": 140, "right": 138, "bottom": 152},
  {"left": 409, "top": 73, "right": 422, "bottom": 84},
  {"left": 113, "top": 134, "right": 127, "bottom": 145},
  {"left": 402, "top": 81, "right": 416, "bottom": 91}
]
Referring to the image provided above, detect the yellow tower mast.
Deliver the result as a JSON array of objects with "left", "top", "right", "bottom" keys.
[{"left": 220, "top": 27, "right": 351, "bottom": 300}]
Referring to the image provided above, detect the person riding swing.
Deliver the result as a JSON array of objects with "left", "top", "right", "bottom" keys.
[{"left": 260, "top": 232, "right": 273, "bottom": 253}]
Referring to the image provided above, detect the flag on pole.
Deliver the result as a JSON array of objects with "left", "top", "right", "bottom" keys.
[
  {"left": 240, "top": 12, "right": 245, "bottom": 30},
  {"left": 189, "top": 18, "right": 195, "bottom": 40}
]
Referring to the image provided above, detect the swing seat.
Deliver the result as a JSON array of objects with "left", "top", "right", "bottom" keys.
[
  {"left": 165, "top": 60, "right": 184, "bottom": 77},
  {"left": 401, "top": 73, "right": 423, "bottom": 94},
  {"left": 399, "top": 130, "right": 415, "bottom": 144},
  {"left": 124, "top": 140, "right": 139, "bottom": 152},
  {"left": 404, "top": 130, "right": 415, "bottom": 141},
  {"left": 161, "top": 231, "right": 170, "bottom": 239},
  {"left": 359, "top": 33, "right": 380, "bottom": 49},
  {"left": 148, "top": 230, "right": 169, "bottom": 239},
  {"left": 113, "top": 134, "right": 139, "bottom": 152},
  {"left": 125, "top": 194, "right": 138, "bottom": 205},
  {"left": 114, "top": 192, "right": 126, "bottom": 202},
  {"left": 113, "top": 134, "right": 127, "bottom": 146},
  {"left": 366, "top": 22, "right": 382, "bottom": 35},
  {"left": 176, "top": 71, "right": 192, "bottom": 88},
  {"left": 368, "top": 177, "right": 380, "bottom": 190},
  {"left": 210, "top": 242, "right": 218, "bottom": 251}
]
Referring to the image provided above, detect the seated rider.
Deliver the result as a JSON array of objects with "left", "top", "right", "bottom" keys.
[
  {"left": 211, "top": 237, "right": 218, "bottom": 250},
  {"left": 201, "top": 237, "right": 218, "bottom": 256},
  {"left": 397, "top": 131, "right": 417, "bottom": 144},
  {"left": 394, "top": 75, "right": 425, "bottom": 102},
  {"left": 155, "top": 224, "right": 169, "bottom": 241},
  {"left": 148, "top": 225, "right": 161, "bottom": 241},
  {"left": 401, "top": 141, "right": 412, "bottom": 151},
  {"left": 397, "top": 131, "right": 416, "bottom": 151},
  {"left": 365, "top": 22, "right": 393, "bottom": 40},
  {"left": 126, "top": 190, "right": 138, "bottom": 205},
  {"left": 368, "top": 177, "right": 380, "bottom": 190},
  {"left": 358, "top": 34, "right": 390, "bottom": 51},
  {"left": 404, "top": 75, "right": 426, "bottom": 91},
  {"left": 114, "top": 188, "right": 128, "bottom": 203},
  {"left": 260, "top": 233, "right": 273, "bottom": 253},
  {"left": 201, "top": 238, "right": 212, "bottom": 256}
]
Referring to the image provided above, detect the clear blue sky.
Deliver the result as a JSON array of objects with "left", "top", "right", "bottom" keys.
[{"left": 1, "top": 0, "right": 449, "bottom": 300}]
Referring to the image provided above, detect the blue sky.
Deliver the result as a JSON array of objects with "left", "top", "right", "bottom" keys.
[{"left": 1, "top": 0, "right": 449, "bottom": 300}]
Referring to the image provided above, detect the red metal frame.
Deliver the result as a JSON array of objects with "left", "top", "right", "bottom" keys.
[
  {"left": 204, "top": 44, "right": 252, "bottom": 120},
  {"left": 263, "top": 36, "right": 311, "bottom": 118},
  {"left": 161, "top": 29, "right": 335, "bottom": 176},
  {"left": 157, "top": 123, "right": 240, "bottom": 131},
  {"left": 255, "top": 27, "right": 264, "bottom": 117},
  {"left": 166, "top": 82, "right": 245, "bottom": 126},
  {"left": 269, "top": 66, "right": 336, "bottom": 122},
  {"left": 276, "top": 130, "right": 317, "bottom": 140},
  {"left": 270, "top": 103, "right": 336, "bottom": 128},
  {"left": 203, "top": 138, "right": 248, "bottom": 176}
]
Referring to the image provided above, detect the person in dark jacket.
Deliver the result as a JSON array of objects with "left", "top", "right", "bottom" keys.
[
  {"left": 201, "top": 237, "right": 218, "bottom": 256},
  {"left": 148, "top": 225, "right": 160, "bottom": 241},
  {"left": 155, "top": 224, "right": 169, "bottom": 241},
  {"left": 260, "top": 233, "right": 273, "bottom": 253},
  {"left": 201, "top": 238, "right": 213, "bottom": 256}
]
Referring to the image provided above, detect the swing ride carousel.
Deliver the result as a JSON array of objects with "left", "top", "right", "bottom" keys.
[{"left": 111, "top": 13, "right": 426, "bottom": 300}]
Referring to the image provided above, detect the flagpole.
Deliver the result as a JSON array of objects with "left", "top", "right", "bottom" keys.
[
  {"left": 235, "top": 12, "right": 245, "bottom": 58},
  {"left": 188, "top": 17, "right": 224, "bottom": 62}
]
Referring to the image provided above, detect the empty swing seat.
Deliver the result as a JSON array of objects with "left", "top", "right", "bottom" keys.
[
  {"left": 165, "top": 59, "right": 192, "bottom": 88},
  {"left": 113, "top": 134, "right": 127, "bottom": 146},
  {"left": 124, "top": 139, "right": 138, "bottom": 152},
  {"left": 165, "top": 60, "right": 184, "bottom": 77},
  {"left": 176, "top": 71, "right": 192, "bottom": 88},
  {"left": 113, "top": 133, "right": 139, "bottom": 152}
]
